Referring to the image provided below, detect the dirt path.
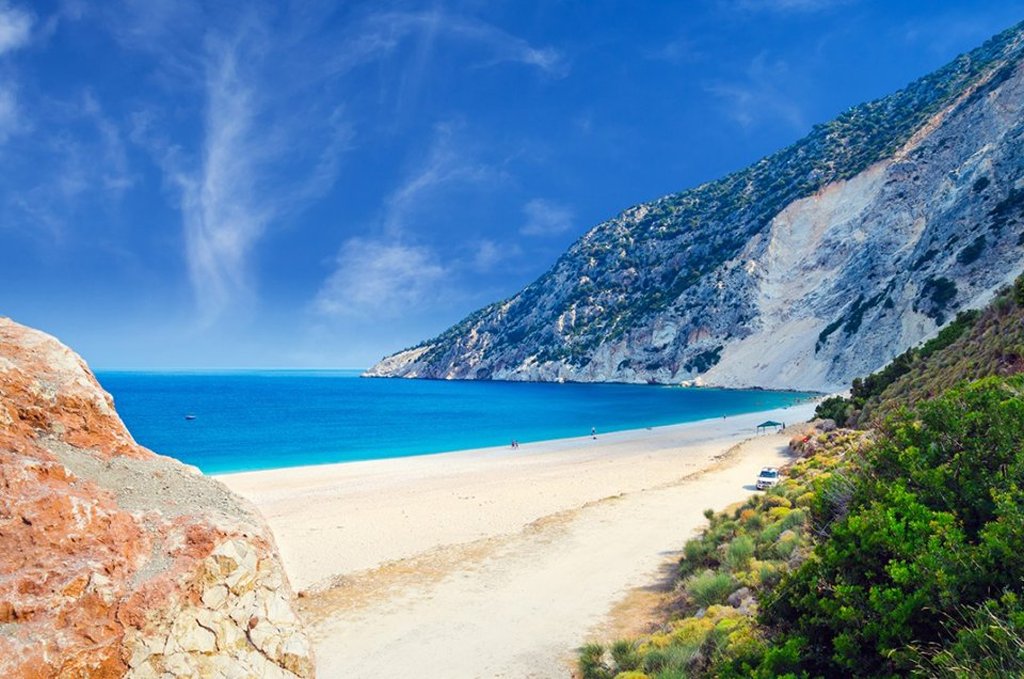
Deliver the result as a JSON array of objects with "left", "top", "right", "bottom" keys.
[{"left": 288, "top": 434, "right": 796, "bottom": 677}]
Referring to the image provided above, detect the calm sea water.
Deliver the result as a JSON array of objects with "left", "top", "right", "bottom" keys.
[{"left": 95, "top": 371, "right": 816, "bottom": 474}]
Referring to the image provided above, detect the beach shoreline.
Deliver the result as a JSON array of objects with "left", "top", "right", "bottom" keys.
[
  {"left": 215, "top": 399, "right": 817, "bottom": 484},
  {"left": 218, "top": 401, "right": 818, "bottom": 677}
]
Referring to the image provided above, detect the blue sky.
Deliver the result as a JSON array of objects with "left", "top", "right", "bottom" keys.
[{"left": 2, "top": 0, "right": 1022, "bottom": 368}]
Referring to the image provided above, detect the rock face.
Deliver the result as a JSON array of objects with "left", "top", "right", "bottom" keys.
[
  {"left": 369, "top": 22, "right": 1024, "bottom": 392},
  {"left": 0, "top": 318, "right": 314, "bottom": 678}
]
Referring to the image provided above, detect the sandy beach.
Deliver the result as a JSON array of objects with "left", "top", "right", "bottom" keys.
[{"left": 219, "top": 402, "right": 817, "bottom": 678}]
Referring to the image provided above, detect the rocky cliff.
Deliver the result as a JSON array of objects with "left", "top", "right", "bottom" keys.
[
  {"left": 368, "top": 22, "right": 1024, "bottom": 392},
  {"left": 0, "top": 318, "right": 314, "bottom": 678}
]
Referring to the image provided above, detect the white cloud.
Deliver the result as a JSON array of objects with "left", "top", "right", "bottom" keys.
[
  {"left": 646, "top": 36, "right": 701, "bottom": 65},
  {"left": 521, "top": 198, "right": 574, "bottom": 237},
  {"left": 707, "top": 53, "right": 805, "bottom": 130},
  {"left": 730, "top": 0, "right": 854, "bottom": 12},
  {"left": 316, "top": 9, "right": 566, "bottom": 123},
  {"left": 0, "top": 2, "right": 32, "bottom": 55},
  {"left": 472, "top": 239, "right": 503, "bottom": 270},
  {"left": 471, "top": 238, "right": 522, "bottom": 272},
  {"left": 3, "top": 90, "right": 140, "bottom": 239},
  {"left": 82, "top": 92, "right": 135, "bottom": 196},
  {"left": 0, "top": 84, "right": 16, "bottom": 143},
  {"left": 173, "top": 39, "right": 266, "bottom": 322},
  {"left": 381, "top": 122, "right": 499, "bottom": 235},
  {"left": 314, "top": 238, "right": 449, "bottom": 318},
  {"left": 446, "top": 16, "right": 566, "bottom": 76},
  {"left": 361, "top": 10, "right": 568, "bottom": 78},
  {"left": 314, "top": 123, "right": 498, "bottom": 317},
  {"left": 0, "top": 3, "right": 33, "bottom": 146},
  {"left": 128, "top": 21, "right": 351, "bottom": 325}
]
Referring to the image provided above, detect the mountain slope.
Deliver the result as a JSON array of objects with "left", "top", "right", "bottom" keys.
[
  {"left": 828, "top": 273, "right": 1024, "bottom": 425},
  {"left": 369, "top": 23, "right": 1024, "bottom": 391}
]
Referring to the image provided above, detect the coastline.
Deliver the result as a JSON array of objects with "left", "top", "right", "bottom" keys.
[
  {"left": 214, "top": 399, "right": 816, "bottom": 485},
  {"left": 218, "top": 401, "right": 818, "bottom": 676},
  {"left": 216, "top": 402, "right": 816, "bottom": 586},
  {"left": 100, "top": 367, "right": 816, "bottom": 476}
]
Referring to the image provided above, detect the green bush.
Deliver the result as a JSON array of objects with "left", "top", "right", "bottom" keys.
[
  {"left": 762, "top": 495, "right": 791, "bottom": 509},
  {"left": 760, "top": 377, "right": 1024, "bottom": 676},
  {"left": 759, "top": 522, "right": 785, "bottom": 545},
  {"left": 725, "top": 536, "right": 755, "bottom": 571},
  {"left": 687, "top": 571, "right": 736, "bottom": 608},
  {"left": 643, "top": 644, "right": 700, "bottom": 677},
  {"left": 611, "top": 640, "right": 642, "bottom": 672},
  {"left": 580, "top": 279, "right": 1024, "bottom": 678},
  {"left": 814, "top": 395, "right": 853, "bottom": 426},
  {"left": 923, "top": 594, "right": 1024, "bottom": 676},
  {"left": 579, "top": 643, "right": 613, "bottom": 679},
  {"left": 757, "top": 562, "right": 783, "bottom": 590},
  {"left": 771, "top": 531, "right": 800, "bottom": 559},
  {"left": 683, "top": 537, "right": 710, "bottom": 562},
  {"left": 779, "top": 508, "right": 806, "bottom": 532}
]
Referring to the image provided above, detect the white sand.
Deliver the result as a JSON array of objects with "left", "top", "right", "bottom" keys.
[{"left": 219, "top": 402, "right": 817, "bottom": 678}]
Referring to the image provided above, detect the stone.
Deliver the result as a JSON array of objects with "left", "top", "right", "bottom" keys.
[
  {"left": 815, "top": 419, "right": 838, "bottom": 432},
  {"left": 727, "top": 586, "right": 752, "bottom": 608},
  {"left": 0, "top": 318, "right": 315, "bottom": 677},
  {"left": 172, "top": 611, "right": 217, "bottom": 654},
  {"left": 201, "top": 584, "right": 229, "bottom": 610}
]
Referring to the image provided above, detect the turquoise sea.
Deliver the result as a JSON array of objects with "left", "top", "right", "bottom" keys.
[{"left": 95, "top": 371, "right": 816, "bottom": 474}]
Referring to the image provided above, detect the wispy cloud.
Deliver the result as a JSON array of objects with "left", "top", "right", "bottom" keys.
[
  {"left": 0, "top": 84, "right": 16, "bottom": 143},
  {"left": 900, "top": 12, "right": 1012, "bottom": 57},
  {"left": 120, "top": 4, "right": 548, "bottom": 324},
  {"left": 361, "top": 9, "right": 568, "bottom": 78},
  {"left": 4, "top": 90, "right": 138, "bottom": 239},
  {"left": 0, "top": 2, "right": 32, "bottom": 145},
  {"left": 707, "top": 52, "right": 805, "bottom": 130},
  {"left": 82, "top": 92, "right": 135, "bottom": 196},
  {"left": 472, "top": 239, "right": 506, "bottom": 271},
  {"left": 645, "top": 36, "right": 701, "bottom": 65},
  {"left": 128, "top": 17, "right": 352, "bottom": 324},
  {"left": 728, "top": 0, "right": 854, "bottom": 12},
  {"left": 316, "top": 8, "right": 567, "bottom": 126},
  {"left": 314, "top": 238, "right": 450, "bottom": 318},
  {"left": 4, "top": 1, "right": 563, "bottom": 334},
  {"left": 315, "top": 122, "right": 504, "bottom": 317},
  {"left": 308, "top": 10, "right": 563, "bottom": 319},
  {"left": 382, "top": 122, "right": 498, "bottom": 235},
  {"left": 0, "top": 1, "right": 32, "bottom": 55},
  {"left": 521, "top": 198, "right": 574, "bottom": 237},
  {"left": 176, "top": 37, "right": 266, "bottom": 321}
]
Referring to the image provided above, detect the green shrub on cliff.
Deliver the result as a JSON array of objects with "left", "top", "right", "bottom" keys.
[
  {"left": 815, "top": 271, "right": 1024, "bottom": 427},
  {"left": 760, "top": 376, "right": 1024, "bottom": 676},
  {"left": 578, "top": 425, "right": 860, "bottom": 678},
  {"left": 580, "top": 374, "right": 1024, "bottom": 678},
  {"left": 686, "top": 571, "right": 736, "bottom": 608}
]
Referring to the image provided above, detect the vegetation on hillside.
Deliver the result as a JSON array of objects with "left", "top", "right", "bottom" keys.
[
  {"left": 577, "top": 426, "right": 867, "bottom": 679},
  {"left": 578, "top": 274, "right": 1024, "bottom": 678},
  {"left": 815, "top": 273, "right": 1024, "bottom": 426},
  {"left": 763, "top": 376, "right": 1024, "bottom": 676}
]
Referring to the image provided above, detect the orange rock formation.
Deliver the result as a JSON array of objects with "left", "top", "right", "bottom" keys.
[{"left": 0, "top": 318, "right": 314, "bottom": 678}]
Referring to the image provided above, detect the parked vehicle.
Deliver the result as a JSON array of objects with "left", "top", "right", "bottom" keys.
[{"left": 756, "top": 467, "right": 780, "bottom": 490}]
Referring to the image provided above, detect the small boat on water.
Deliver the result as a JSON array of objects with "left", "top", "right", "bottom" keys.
[{"left": 184, "top": 414, "right": 196, "bottom": 421}]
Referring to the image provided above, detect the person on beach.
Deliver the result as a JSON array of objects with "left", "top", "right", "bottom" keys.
[{"left": 591, "top": 427, "right": 597, "bottom": 439}]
